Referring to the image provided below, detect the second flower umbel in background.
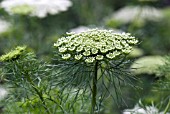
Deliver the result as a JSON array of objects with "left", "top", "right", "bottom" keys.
[{"left": 0, "top": 0, "right": 72, "bottom": 18}]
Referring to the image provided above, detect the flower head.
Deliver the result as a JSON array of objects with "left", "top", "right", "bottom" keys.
[
  {"left": 131, "top": 56, "right": 165, "bottom": 76},
  {"left": 123, "top": 103, "right": 167, "bottom": 114},
  {"left": 62, "top": 53, "right": 71, "bottom": 60},
  {"left": 113, "top": 6, "right": 163, "bottom": 23},
  {"left": 0, "top": 46, "right": 27, "bottom": 62},
  {"left": 0, "top": 0, "right": 72, "bottom": 18},
  {"left": 0, "top": 19, "right": 10, "bottom": 34},
  {"left": 54, "top": 28, "right": 138, "bottom": 63},
  {"left": 0, "top": 87, "right": 8, "bottom": 101}
]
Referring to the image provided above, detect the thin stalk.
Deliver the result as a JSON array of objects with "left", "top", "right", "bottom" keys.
[
  {"left": 26, "top": 75, "right": 51, "bottom": 114},
  {"left": 164, "top": 99, "right": 170, "bottom": 114},
  {"left": 91, "top": 61, "right": 98, "bottom": 114}
]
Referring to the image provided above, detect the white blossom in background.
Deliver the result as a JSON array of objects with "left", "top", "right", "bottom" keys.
[
  {"left": 0, "top": 0, "right": 72, "bottom": 18},
  {"left": 123, "top": 104, "right": 169, "bottom": 114},
  {"left": 112, "top": 6, "right": 163, "bottom": 23},
  {"left": 130, "top": 56, "right": 165, "bottom": 76},
  {"left": 0, "top": 19, "right": 10, "bottom": 34},
  {"left": 70, "top": 26, "right": 123, "bottom": 34},
  {"left": 0, "top": 87, "right": 8, "bottom": 100},
  {"left": 69, "top": 26, "right": 90, "bottom": 34}
]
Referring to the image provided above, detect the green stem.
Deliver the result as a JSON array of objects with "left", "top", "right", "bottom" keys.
[
  {"left": 91, "top": 61, "right": 98, "bottom": 114},
  {"left": 164, "top": 99, "right": 170, "bottom": 114},
  {"left": 26, "top": 75, "right": 51, "bottom": 114}
]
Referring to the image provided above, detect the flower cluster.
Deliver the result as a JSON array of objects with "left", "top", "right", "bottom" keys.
[
  {"left": 130, "top": 56, "right": 165, "bottom": 76},
  {"left": 123, "top": 104, "right": 168, "bottom": 114},
  {"left": 0, "top": 46, "right": 26, "bottom": 62},
  {"left": 0, "top": 19, "right": 10, "bottom": 34},
  {"left": 54, "top": 29, "right": 138, "bottom": 63},
  {"left": 109, "top": 6, "right": 163, "bottom": 24},
  {"left": 0, "top": 0, "right": 72, "bottom": 18},
  {"left": 0, "top": 87, "right": 8, "bottom": 101}
]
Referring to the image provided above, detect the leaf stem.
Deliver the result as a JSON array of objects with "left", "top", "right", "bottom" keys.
[{"left": 26, "top": 75, "right": 51, "bottom": 114}]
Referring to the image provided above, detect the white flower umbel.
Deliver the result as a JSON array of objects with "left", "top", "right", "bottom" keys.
[
  {"left": 112, "top": 6, "right": 163, "bottom": 24},
  {"left": 0, "top": 19, "right": 10, "bottom": 34},
  {"left": 0, "top": 0, "right": 72, "bottom": 18},
  {"left": 0, "top": 87, "right": 8, "bottom": 100},
  {"left": 54, "top": 28, "right": 138, "bottom": 63},
  {"left": 123, "top": 104, "right": 169, "bottom": 114},
  {"left": 131, "top": 56, "right": 165, "bottom": 76}
]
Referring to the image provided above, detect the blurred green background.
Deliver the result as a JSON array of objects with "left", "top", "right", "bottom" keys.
[{"left": 0, "top": 0, "right": 170, "bottom": 113}]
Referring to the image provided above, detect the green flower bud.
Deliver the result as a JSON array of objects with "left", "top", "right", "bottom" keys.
[
  {"left": 122, "top": 49, "right": 131, "bottom": 54},
  {"left": 100, "top": 47, "right": 108, "bottom": 53},
  {"left": 62, "top": 54, "right": 71, "bottom": 60},
  {"left": 85, "top": 57, "right": 95, "bottom": 63},
  {"left": 54, "top": 41, "right": 62, "bottom": 47},
  {"left": 83, "top": 51, "right": 91, "bottom": 56},
  {"left": 114, "top": 51, "right": 121, "bottom": 56},
  {"left": 84, "top": 46, "right": 91, "bottom": 51},
  {"left": 75, "top": 54, "right": 83, "bottom": 60},
  {"left": 58, "top": 46, "right": 67, "bottom": 53},
  {"left": 76, "top": 46, "right": 83, "bottom": 52},
  {"left": 68, "top": 46, "right": 76, "bottom": 51},
  {"left": 0, "top": 46, "right": 27, "bottom": 62},
  {"left": 106, "top": 52, "right": 116, "bottom": 59},
  {"left": 96, "top": 55, "right": 104, "bottom": 60},
  {"left": 92, "top": 48, "right": 98, "bottom": 54}
]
